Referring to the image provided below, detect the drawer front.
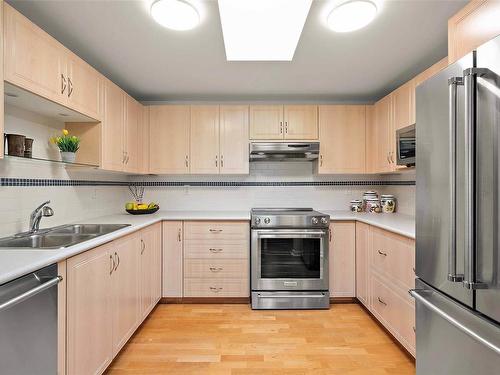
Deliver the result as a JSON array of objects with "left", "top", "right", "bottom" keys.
[
  {"left": 371, "top": 227, "right": 415, "bottom": 290},
  {"left": 184, "top": 259, "right": 249, "bottom": 279},
  {"left": 184, "top": 221, "right": 249, "bottom": 241},
  {"left": 184, "top": 241, "right": 249, "bottom": 259},
  {"left": 371, "top": 274, "right": 415, "bottom": 354},
  {"left": 184, "top": 278, "right": 249, "bottom": 297}
]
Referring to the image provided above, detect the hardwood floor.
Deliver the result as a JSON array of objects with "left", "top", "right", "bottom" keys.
[{"left": 106, "top": 304, "right": 415, "bottom": 375}]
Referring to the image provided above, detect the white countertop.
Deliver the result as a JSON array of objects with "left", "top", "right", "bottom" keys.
[{"left": 0, "top": 209, "right": 413, "bottom": 285}]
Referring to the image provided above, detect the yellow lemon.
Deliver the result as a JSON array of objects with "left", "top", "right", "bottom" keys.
[{"left": 125, "top": 202, "right": 134, "bottom": 210}]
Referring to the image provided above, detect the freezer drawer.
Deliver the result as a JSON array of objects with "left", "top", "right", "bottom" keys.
[{"left": 412, "top": 279, "right": 500, "bottom": 375}]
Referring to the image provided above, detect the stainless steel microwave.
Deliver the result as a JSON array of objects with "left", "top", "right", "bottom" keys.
[{"left": 396, "top": 124, "right": 415, "bottom": 166}]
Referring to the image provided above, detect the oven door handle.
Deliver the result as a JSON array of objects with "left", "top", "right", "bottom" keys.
[
  {"left": 254, "top": 230, "right": 327, "bottom": 237},
  {"left": 257, "top": 293, "right": 327, "bottom": 299}
]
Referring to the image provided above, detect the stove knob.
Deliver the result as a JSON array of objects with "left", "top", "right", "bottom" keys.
[
  {"left": 255, "top": 217, "right": 261, "bottom": 225},
  {"left": 264, "top": 217, "right": 271, "bottom": 224},
  {"left": 321, "top": 217, "right": 328, "bottom": 225},
  {"left": 311, "top": 217, "right": 319, "bottom": 224}
]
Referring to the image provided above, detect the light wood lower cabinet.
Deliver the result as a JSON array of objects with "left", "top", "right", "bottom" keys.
[
  {"left": 355, "top": 222, "right": 370, "bottom": 306},
  {"left": 329, "top": 221, "right": 356, "bottom": 298},
  {"left": 162, "top": 221, "right": 184, "bottom": 298},
  {"left": 66, "top": 223, "right": 162, "bottom": 375}
]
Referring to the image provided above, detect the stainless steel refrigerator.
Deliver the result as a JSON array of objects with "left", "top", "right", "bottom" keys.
[{"left": 414, "top": 35, "right": 500, "bottom": 374}]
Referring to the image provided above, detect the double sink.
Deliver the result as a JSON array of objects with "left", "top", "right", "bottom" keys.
[{"left": 0, "top": 224, "right": 130, "bottom": 250}]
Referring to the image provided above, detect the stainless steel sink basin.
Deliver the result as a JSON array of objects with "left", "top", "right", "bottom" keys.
[{"left": 0, "top": 223, "right": 130, "bottom": 249}]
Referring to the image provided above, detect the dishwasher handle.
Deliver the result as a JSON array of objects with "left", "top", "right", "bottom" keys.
[{"left": 0, "top": 275, "right": 62, "bottom": 312}]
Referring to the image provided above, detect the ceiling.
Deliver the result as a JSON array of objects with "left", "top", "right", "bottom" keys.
[{"left": 7, "top": 0, "right": 467, "bottom": 103}]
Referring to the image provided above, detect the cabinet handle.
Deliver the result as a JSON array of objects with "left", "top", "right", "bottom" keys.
[
  {"left": 378, "top": 250, "right": 387, "bottom": 256},
  {"left": 109, "top": 254, "right": 115, "bottom": 275},
  {"left": 209, "top": 287, "right": 222, "bottom": 293},
  {"left": 61, "top": 74, "right": 67, "bottom": 94},
  {"left": 68, "top": 77, "right": 73, "bottom": 97},
  {"left": 329, "top": 228, "right": 332, "bottom": 242},
  {"left": 209, "top": 229, "right": 223, "bottom": 233},
  {"left": 209, "top": 248, "right": 223, "bottom": 253},
  {"left": 220, "top": 155, "right": 224, "bottom": 168},
  {"left": 377, "top": 297, "right": 387, "bottom": 306},
  {"left": 185, "top": 155, "right": 189, "bottom": 168},
  {"left": 280, "top": 121, "right": 283, "bottom": 134},
  {"left": 320, "top": 154, "right": 323, "bottom": 167},
  {"left": 114, "top": 252, "right": 120, "bottom": 271},
  {"left": 177, "top": 228, "right": 182, "bottom": 242},
  {"left": 390, "top": 151, "right": 395, "bottom": 163},
  {"left": 215, "top": 155, "right": 218, "bottom": 167},
  {"left": 386, "top": 153, "right": 391, "bottom": 164},
  {"left": 140, "top": 239, "right": 146, "bottom": 255},
  {"left": 413, "top": 267, "right": 416, "bottom": 273},
  {"left": 209, "top": 267, "right": 223, "bottom": 272},
  {"left": 285, "top": 121, "right": 288, "bottom": 134}
]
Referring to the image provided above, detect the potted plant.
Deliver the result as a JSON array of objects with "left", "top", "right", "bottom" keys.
[{"left": 50, "top": 129, "right": 80, "bottom": 163}]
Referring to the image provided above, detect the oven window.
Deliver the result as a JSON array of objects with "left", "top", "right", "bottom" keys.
[{"left": 260, "top": 238, "right": 320, "bottom": 279}]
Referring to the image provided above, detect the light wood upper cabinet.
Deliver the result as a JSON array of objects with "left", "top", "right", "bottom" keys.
[
  {"left": 318, "top": 105, "right": 366, "bottom": 174},
  {"left": 220, "top": 105, "right": 249, "bottom": 174},
  {"left": 190, "top": 105, "right": 220, "bottom": 174},
  {"left": 249, "top": 105, "right": 283, "bottom": 140},
  {"left": 66, "top": 52, "right": 101, "bottom": 120},
  {"left": 355, "top": 222, "right": 370, "bottom": 307},
  {"left": 139, "top": 223, "right": 162, "bottom": 319},
  {"left": 284, "top": 105, "right": 318, "bottom": 140},
  {"left": 149, "top": 105, "right": 190, "bottom": 174},
  {"left": 372, "top": 94, "right": 395, "bottom": 173},
  {"left": 448, "top": 0, "right": 500, "bottom": 64},
  {"left": 111, "top": 235, "right": 140, "bottom": 356},
  {"left": 124, "top": 95, "right": 140, "bottom": 173},
  {"left": 4, "top": 3, "right": 67, "bottom": 106},
  {"left": 329, "top": 221, "right": 356, "bottom": 298},
  {"left": 101, "top": 80, "right": 125, "bottom": 172},
  {"left": 67, "top": 244, "right": 113, "bottom": 375},
  {"left": 138, "top": 105, "right": 150, "bottom": 174},
  {"left": 392, "top": 80, "right": 413, "bottom": 131},
  {"left": 162, "top": 221, "right": 184, "bottom": 298}
]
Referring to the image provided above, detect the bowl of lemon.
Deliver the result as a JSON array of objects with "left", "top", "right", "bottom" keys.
[{"left": 125, "top": 202, "right": 159, "bottom": 215}]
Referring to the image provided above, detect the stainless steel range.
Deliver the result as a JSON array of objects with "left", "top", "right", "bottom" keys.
[{"left": 251, "top": 208, "right": 330, "bottom": 309}]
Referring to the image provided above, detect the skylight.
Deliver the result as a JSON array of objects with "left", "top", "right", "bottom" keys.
[{"left": 217, "top": 0, "right": 312, "bottom": 61}]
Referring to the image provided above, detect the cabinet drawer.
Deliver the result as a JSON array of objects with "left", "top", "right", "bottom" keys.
[
  {"left": 184, "top": 221, "right": 249, "bottom": 241},
  {"left": 371, "top": 274, "right": 415, "bottom": 355},
  {"left": 184, "top": 278, "right": 249, "bottom": 297},
  {"left": 184, "top": 259, "right": 248, "bottom": 279},
  {"left": 184, "top": 241, "right": 248, "bottom": 259},
  {"left": 371, "top": 227, "right": 415, "bottom": 290}
]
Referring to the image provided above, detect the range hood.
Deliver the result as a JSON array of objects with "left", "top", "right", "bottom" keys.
[{"left": 249, "top": 142, "right": 320, "bottom": 162}]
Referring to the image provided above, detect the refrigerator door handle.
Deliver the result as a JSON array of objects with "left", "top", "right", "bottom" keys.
[
  {"left": 447, "top": 77, "right": 464, "bottom": 282},
  {"left": 410, "top": 289, "right": 500, "bottom": 355},
  {"left": 463, "top": 69, "right": 488, "bottom": 290}
]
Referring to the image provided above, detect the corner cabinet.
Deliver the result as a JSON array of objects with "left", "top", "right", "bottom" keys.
[
  {"left": 367, "top": 94, "right": 396, "bottom": 173},
  {"left": 250, "top": 105, "right": 318, "bottom": 140}
]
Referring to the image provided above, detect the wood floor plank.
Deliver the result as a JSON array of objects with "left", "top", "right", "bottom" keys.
[{"left": 106, "top": 304, "right": 415, "bottom": 374}]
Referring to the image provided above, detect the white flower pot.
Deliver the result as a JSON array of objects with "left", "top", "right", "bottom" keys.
[{"left": 60, "top": 151, "right": 76, "bottom": 163}]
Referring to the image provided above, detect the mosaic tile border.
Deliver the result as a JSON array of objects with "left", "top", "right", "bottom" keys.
[{"left": 0, "top": 178, "right": 415, "bottom": 187}]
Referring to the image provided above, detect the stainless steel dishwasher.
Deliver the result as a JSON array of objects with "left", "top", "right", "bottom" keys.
[{"left": 0, "top": 264, "right": 62, "bottom": 375}]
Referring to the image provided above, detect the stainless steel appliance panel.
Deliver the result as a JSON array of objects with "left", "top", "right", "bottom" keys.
[
  {"left": 474, "top": 35, "right": 500, "bottom": 323},
  {"left": 412, "top": 279, "right": 500, "bottom": 375},
  {"left": 0, "top": 264, "right": 61, "bottom": 375},
  {"left": 416, "top": 53, "right": 474, "bottom": 307},
  {"left": 396, "top": 123, "right": 415, "bottom": 166},
  {"left": 251, "top": 291, "right": 330, "bottom": 310}
]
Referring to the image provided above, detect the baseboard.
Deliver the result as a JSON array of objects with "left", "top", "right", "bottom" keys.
[
  {"left": 356, "top": 299, "right": 416, "bottom": 361},
  {"left": 330, "top": 297, "right": 357, "bottom": 304},
  {"left": 160, "top": 297, "right": 250, "bottom": 304}
]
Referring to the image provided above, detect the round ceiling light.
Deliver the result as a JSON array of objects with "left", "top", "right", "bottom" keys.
[
  {"left": 150, "top": 0, "right": 200, "bottom": 31},
  {"left": 327, "top": 0, "right": 378, "bottom": 33}
]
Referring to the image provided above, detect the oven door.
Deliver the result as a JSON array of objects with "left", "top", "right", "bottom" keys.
[{"left": 251, "top": 228, "right": 329, "bottom": 291}]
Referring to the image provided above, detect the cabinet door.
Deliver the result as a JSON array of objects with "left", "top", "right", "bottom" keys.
[
  {"left": 393, "top": 81, "right": 413, "bottom": 131},
  {"left": 318, "top": 105, "right": 366, "bottom": 174},
  {"left": 284, "top": 105, "right": 318, "bottom": 140},
  {"left": 66, "top": 52, "right": 101, "bottom": 121},
  {"left": 329, "top": 221, "right": 356, "bottom": 297},
  {"left": 190, "top": 105, "right": 220, "bottom": 174},
  {"left": 111, "top": 235, "right": 140, "bottom": 356},
  {"left": 4, "top": 3, "right": 67, "bottom": 106},
  {"left": 67, "top": 244, "right": 112, "bottom": 375},
  {"left": 102, "top": 80, "right": 125, "bottom": 171},
  {"left": 355, "top": 222, "right": 370, "bottom": 307},
  {"left": 124, "top": 95, "right": 139, "bottom": 173},
  {"left": 448, "top": 0, "right": 500, "bottom": 64},
  {"left": 220, "top": 105, "right": 249, "bottom": 174},
  {"left": 162, "top": 221, "right": 184, "bottom": 298},
  {"left": 249, "top": 105, "right": 283, "bottom": 140},
  {"left": 373, "top": 94, "right": 394, "bottom": 173},
  {"left": 149, "top": 105, "right": 190, "bottom": 174},
  {"left": 139, "top": 223, "right": 162, "bottom": 319},
  {"left": 138, "top": 105, "right": 150, "bottom": 174}
]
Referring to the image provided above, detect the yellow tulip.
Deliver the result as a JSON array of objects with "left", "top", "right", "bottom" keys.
[
  {"left": 72, "top": 136, "right": 77, "bottom": 141},
  {"left": 62, "top": 129, "right": 69, "bottom": 136},
  {"left": 49, "top": 136, "right": 56, "bottom": 144},
  {"left": 56, "top": 137, "right": 61, "bottom": 143}
]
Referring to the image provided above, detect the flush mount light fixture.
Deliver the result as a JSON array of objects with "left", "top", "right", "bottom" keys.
[
  {"left": 218, "top": 0, "right": 312, "bottom": 61},
  {"left": 150, "top": 0, "right": 200, "bottom": 30},
  {"left": 327, "top": 0, "right": 378, "bottom": 33}
]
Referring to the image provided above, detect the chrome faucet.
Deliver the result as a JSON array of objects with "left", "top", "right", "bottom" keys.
[{"left": 29, "top": 201, "right": 54, "bottom": 233}]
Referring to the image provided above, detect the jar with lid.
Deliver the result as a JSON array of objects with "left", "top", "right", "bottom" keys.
[
  {"left": 362, "top": 191, "right": 378, "bottom": 211},
  {"left": 380, "top": 195, "right": 397, "bottom": 213},
  {"left": 365, "top": 197, "right": 381, "bottom": 213},
  {"left": 349, "top": 200, "right": 363, "bottom": 213}
]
